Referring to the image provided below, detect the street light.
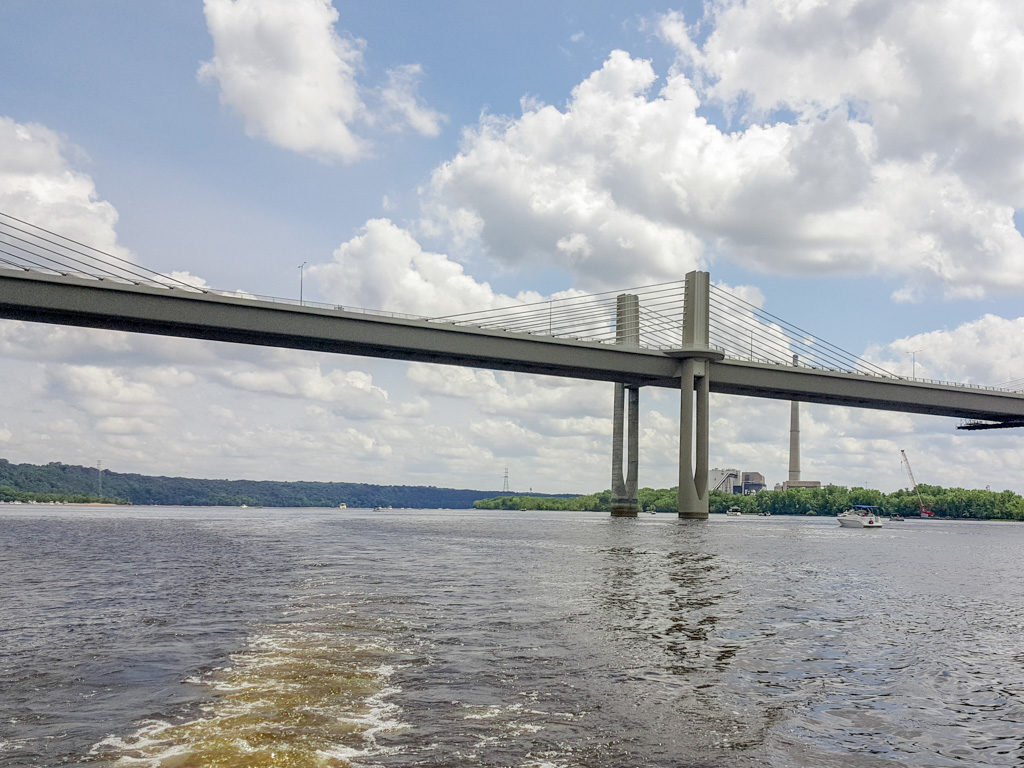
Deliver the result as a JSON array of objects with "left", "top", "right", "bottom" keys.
[
  {"left": 298, "top": 261, "right": 308, "bottom": 305},
  {"left": 909, "top": 348, "right": 923, "bottom": 380}
]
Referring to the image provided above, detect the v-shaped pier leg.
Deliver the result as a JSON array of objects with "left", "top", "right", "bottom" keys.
[
  {"left": 678, "top": 357, "right": 710, "bottom": 519},
  {"left": 611, "top": 383, "right": 641, "bottom": 516}
]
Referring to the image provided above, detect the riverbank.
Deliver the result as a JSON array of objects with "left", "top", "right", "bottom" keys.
[{"left": 475, "top": 483, "right": 1024, "bottom": 520}]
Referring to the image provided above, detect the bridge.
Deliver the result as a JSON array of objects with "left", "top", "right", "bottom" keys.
[{"left": 1, "top": 211, "right": 1023, "bottom": 518}]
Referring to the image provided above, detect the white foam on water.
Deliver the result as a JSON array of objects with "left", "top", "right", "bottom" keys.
[
  {"left": 91, "top": 602, "right": 408, "bottom": 768},
  {"left": 463, "top": 704, "right": 507, "bottom": 720}
]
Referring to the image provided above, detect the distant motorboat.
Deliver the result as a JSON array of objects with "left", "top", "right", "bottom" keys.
[
  {"left": 837, "top": 505, "right": 884, "bottom": 528},
  {"left": 890, "top": 513, "right": 903, "bottom": 522},
  {"left": 726, "top": 506, "right": 742, "bottom": 516},
  {"left": 338, "top": 503, "right": 347, "bottom": 509}
]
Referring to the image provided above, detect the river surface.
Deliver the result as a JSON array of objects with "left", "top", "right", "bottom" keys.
[{"left": 1, "top": 506, "right": 1023, "bottom": 767}]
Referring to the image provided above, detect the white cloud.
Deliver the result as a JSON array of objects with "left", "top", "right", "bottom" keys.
[
  {"left": 220, "top": 365, "right": 393, "bottom": 419},
  {"left": 689, "top": 0, "right": 1024, "bottom": 202},
  {"left": 50, "top": 365, "right": 163, "bottom": 412},
  {"left": 407, "top": 363, "right": 608, "bottom": 420},
  {"left": 413, "top": 9, "right": 1024, "bottom": 298},
  {"left": 378, "top": 64, "right": 445, "bottom": 137},
  {"left": 0, "top": 117, "right": 128, "bottom": 266},
  {"left": 95, "top": 416, "right": 158, "bottom": 436},
  {"left": 869, "top": 313, "right": 1024, "bottom": 386},
  {"left": 199, "top": 0, "right": 366, "bottom": 162},
  {"left": 308, "top": 218, "right": 543, "bottom": 315},
  {"left": 199, "top": 0, "right": 443, "bottom": 163}
]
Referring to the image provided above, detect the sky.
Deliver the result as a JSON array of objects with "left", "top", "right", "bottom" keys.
[{"left": 2, "top": 0, "right": 1024, "bottom": 495}]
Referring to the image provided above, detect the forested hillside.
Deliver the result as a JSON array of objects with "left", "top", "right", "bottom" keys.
[{"left": 0, "top": 458, "right": 562, "bottom": 508}]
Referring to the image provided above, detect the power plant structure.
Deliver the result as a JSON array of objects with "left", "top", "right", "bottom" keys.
[
  {"left": 780, "top": 354, "right": 821, "bottom": 491},
  {"left": 709, "top": 468, "right": 766, "bottom": 495},
  {"left": 789, "top": 396, "right": 800, "bottom": 484},
  {"left": 713, "top": 355, "right": 823, "bottom": 495}
]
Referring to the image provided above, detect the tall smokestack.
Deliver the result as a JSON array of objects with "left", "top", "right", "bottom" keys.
[{"left": 789, "top": 354, "right": 800, "bottom": 483}]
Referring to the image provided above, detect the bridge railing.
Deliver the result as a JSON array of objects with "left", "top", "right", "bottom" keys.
[{"left": 206, "top": 288, "right": 429, "bottom": 322}]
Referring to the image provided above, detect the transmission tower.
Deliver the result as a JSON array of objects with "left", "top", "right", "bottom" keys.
[{"left": 502, "top": 466, "right": 510, "bottom": 493}]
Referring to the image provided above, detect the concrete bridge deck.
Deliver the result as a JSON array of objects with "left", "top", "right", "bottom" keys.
[{"left": 2, "top": 268, "right": 1023, "bottom": 424}]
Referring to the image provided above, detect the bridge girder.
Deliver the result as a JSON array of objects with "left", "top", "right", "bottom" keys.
[{"left": 2, "top": 269, "right": 1024, "bottom": 425}]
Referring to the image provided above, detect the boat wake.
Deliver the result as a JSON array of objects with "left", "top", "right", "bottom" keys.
[{"left": 91, "top": 600, "right": 406, "bottom": 767}]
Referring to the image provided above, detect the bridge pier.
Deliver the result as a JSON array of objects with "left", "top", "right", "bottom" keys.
[
  {"left": 677, "top": 357, "right": 710, "bottom": 518},
  {"left": 611, "top": 294, "right": 641, "bottom": 516},
  {"left": 611, "top": 383, "right": 640, "bottom": 516},
  {"left": 673, "top": 271, "right": 723, "bottom": 520}
]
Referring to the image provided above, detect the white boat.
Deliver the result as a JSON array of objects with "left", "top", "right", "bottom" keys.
[
  {"left": 725, "top": 506, "right": 742, "bottom": 516},
  {"left": 837, "top": 505, "right": 884, "bottom": 528}
]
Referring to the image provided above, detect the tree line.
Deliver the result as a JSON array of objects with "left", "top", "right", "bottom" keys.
[
  {"left": 0, "top": 485, "right": 125, "bottom": 505},
  {"left": 475, "top": 484, "right": 1024, "bottom": 520},
  {"left": 0, "top": 458, "right": 569, "bottom": 508}
]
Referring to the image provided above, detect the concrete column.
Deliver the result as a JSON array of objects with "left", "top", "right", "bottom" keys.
[
  {"left": 695, "top": 369, "right": 709, "bottom": 501},
  {"left": 626, "top": 385, "right": 639, "bottom": 499},
  {"left": 678, "top": 358, "right": 697, "bottom": 514},
  {"left": 682, "top": 271, "right": 710, "bottom": 347},
  {"left": 674, "top": 270, "right": 719, "bottom": 519},
  {"left": 611, "top": 294, "right": 641, "bottom": 517},
  {"left": 678, "top": 358, "right": 710, "bottom": 519},
  {"left": 611, "top": 382, "right": 626, "bottom": 497}
]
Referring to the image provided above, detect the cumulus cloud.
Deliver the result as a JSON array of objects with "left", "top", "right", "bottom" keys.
[
  {"left": 412, "top": 5, "right": 1024, "bottom": 299},
  {"left": 199, "top": 0, "right": 443, "bottom": 163},
  {"left": 687, "top": 1, "right": 1024, "bottom": 201},
  {"left": 0, "top": 116, "right": 128, "bottom": 266},
  {"left": 219, "top": 365, "right": 395, "bottom": 419},
  {"left": 308, "top": 218, "right": 545, "bottom": 315},
  {"left": 50, "top": 365, "right": 163, "bottom": 410},
  {"left": 869, "top": 314, "right": 1024, "bottom": 386},
  {"left": 407, "top": 363, "right": 608, "bottom": 420}
]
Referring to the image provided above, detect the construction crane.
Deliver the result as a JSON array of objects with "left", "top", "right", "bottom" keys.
[{"left": 900, "top": 449, "right": 933, "bottom": 517}]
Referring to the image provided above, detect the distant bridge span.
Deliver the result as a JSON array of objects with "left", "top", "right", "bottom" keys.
[{"left": 1, "top": 267, "right": 1022, "bottom": 518}]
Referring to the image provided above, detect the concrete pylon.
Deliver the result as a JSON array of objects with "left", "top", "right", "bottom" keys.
[
  {"left": 672, "top": 271, "right": 723, "bottom": 520},
  {"left": 611, "top": 294, "right": 641, "bottom": 517}
]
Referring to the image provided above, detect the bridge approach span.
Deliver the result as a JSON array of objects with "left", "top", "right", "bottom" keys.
[{"left": 2, "top": 269, "right": 1024, "bottom": 424}]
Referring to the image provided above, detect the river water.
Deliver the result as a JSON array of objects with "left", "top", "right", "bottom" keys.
[{"left": 1, "top": 506, "right": 1023, "bottom": 767}]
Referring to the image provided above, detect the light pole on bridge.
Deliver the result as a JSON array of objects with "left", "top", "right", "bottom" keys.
[
  {"left": 298, "top": 261, "right": 308, "bottom": 305},
  {"left": 910, "top": 348, "right": 923, "bottom": 380}
]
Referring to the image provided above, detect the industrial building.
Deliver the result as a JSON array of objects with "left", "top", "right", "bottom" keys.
[{"left": 709, "top": 468, "right": 767, "bottom": 495}]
